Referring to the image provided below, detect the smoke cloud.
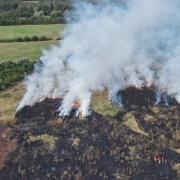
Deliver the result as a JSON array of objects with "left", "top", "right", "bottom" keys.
[{"left": 17, "top": 0, "right": 180, "bottom": 117}]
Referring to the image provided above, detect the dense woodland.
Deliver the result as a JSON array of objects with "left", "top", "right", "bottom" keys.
[
  {"left": 0, "top": 0, "right": 72, "bottom": 25},
  {"left": 0, "top": 0, "right": 125, "bottom": 25}
]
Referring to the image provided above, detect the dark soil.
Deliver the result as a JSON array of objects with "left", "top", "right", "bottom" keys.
[{"left": 0, "top": 88, "right": 180, "bottom": 180}]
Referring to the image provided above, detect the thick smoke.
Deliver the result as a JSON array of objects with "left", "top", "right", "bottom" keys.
[{"left": 18, "top": 0, "right": 180, "bottom": 117}]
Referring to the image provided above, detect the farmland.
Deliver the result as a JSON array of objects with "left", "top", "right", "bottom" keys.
[
  {"left": 0, "top": 24, "right": 63, "bottom": 39},
  {"left": 0, "top": 24, "right": 64, "bottom": 61}
]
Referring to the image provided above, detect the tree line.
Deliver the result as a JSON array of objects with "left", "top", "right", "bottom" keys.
[{"left": 0, "top": 0, "right": 72, "bottom": 25}]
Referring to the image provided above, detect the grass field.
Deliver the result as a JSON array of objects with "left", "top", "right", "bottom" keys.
[
  {"left": 0, "top": 24, "right": 64, "bottom": 40},
  {"left": 0, "top": 24, "right": 64, "bottom": 62},
  {"left": 0, "top": 40, "right": 55, "bottom": 61}
]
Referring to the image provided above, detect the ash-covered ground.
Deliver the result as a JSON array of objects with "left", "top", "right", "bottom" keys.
[{"left": 0, "top": 88, "right": 180, "bottom": 180}]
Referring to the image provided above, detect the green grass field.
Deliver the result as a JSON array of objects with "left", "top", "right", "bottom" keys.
[
  {"left": 0, "top": 40, "right": 55, "bottom": 61},
  {"left": 0, "top": 24, "right": 64, "bottom": 62},
  {"left": 0, "top": 24, "right": 64, "bottom": 39}
]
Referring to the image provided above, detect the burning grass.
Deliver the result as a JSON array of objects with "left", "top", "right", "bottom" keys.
[{"left": 0, "top": 83, "right": 118, "bottom": 125}]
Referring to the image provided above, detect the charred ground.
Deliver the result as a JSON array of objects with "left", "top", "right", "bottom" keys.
[{"left": 0, "top": 87, "right": 180, "bottom": 180}]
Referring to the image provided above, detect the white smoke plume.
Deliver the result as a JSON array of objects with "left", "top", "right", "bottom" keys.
[{"left": 17, "top": 0, "right": 180, "bottom": 117}]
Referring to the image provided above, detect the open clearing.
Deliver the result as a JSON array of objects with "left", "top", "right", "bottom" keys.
[{"left": 0, "top": 24, "right": 64, "bottom": 62}]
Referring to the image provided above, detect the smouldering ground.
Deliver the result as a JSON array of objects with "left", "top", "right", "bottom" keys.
[
  {"left": 0, "top": 83, "right": 119, "bottom": 125},
  {"left": 1, "top": 94, "right": 179, "bottom": 179},
  {"left": 0, "top": 24, "right": 64, "bottom": 62},
  {"left": 0, "top": 84, "right": 180, "bottom": 179},
  {"left": 0, "top": 84, "right": 179, "bottom": 146}
]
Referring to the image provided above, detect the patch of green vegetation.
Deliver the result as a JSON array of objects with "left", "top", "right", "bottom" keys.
[
  {"left": 0, "top": 40, "right": 55, "bottom": 62},
  {"left": 0, "top": 36, "right": 52, "bottom": 43},
  {"left": 0, "top": 24, "right": 63, "bottom": 40},
  {"left": 0, "top": 1, "right": 69, "bottom": 25},
  {"left": 91, "top": 91, "right": 119, "bottom": 116},
  {"left": 0, "top": 24, "right": 64, "bottom": 62},
  {"left": 0, "top": 59, "right": 34, "bottom": 90}
]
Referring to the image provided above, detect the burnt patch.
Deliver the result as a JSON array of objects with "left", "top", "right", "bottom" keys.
[
  {"left": 0, "top": 88, "right": 180, "bottom": 179},
  {"left": 16, "top": 98, "right": 61, "bottom": 125},
  {"left": 118, "top": 86, "right": 178, "bottom": 108}
]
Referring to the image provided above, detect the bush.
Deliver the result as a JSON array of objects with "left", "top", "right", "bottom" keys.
[
  {"left": 24, "top": 36, "right": 31, "bottom": 42},
  {"left": 31, "top": 36, "right": 39, "bottom": 41},
  {"left": 0, "top": 38, "right": 17, "bottom": 43},
  {"left": 40, "top": 36, "right": 47, "bottom": 41},
  {"left": 0, "top": 59, "right": 35, "bottom": 91},
  {"left": 50, "top": 10, "right": 62, "bottom": 18},
  {"left": 16, "top": 37, "right": 24, "bottom": 42},
  {"left": 0, "top": 36, "right": 52, "bottom": 43}
]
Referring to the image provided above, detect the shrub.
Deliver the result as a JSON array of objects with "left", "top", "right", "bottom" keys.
[
  {"left": 16, "top": 37, "right": 24, "bottom": 42},
  {"left": 50, "top": 10, "right": 62, "bottom": 18},
  {"left": 0, "top": 38, "right": 16, "bottom": 43},
  {"left": 0, "top": 59, "right": 35, "bottom": 91},
  {"left": 40, "top": 36, "right": 47, "bottom": 41},
  {"left": 0, "top": 36, "right": 52, "bottom": 43},
  {"left": 31, "top": 36, "right": 39, "bottom": 41},
  {"left": 24, "top": 36, "right": 31, "bottom": 42}
]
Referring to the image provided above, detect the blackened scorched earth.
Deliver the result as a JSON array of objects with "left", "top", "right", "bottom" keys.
[{"left": 0, "top": 88, "right": 180, "bottom": 180}]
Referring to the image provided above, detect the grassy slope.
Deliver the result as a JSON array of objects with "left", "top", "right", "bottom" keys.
[{"left": 0, "top": 24, "right": 64, "bottom": 62}]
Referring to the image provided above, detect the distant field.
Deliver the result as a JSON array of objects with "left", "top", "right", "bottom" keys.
[
  {"left": 0, "top": 24, "right": 64, "bottom": 40},
  {"left": 0, "top": 40, "right": 56, "bottom": 61},
  {"left": 0, "top": 24, "right": 65, "bottom": 62}
]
